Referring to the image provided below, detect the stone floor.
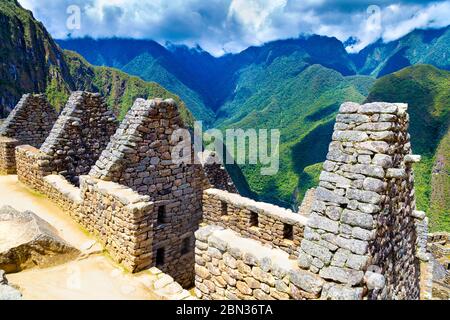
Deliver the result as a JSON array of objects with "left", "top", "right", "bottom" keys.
[{"left": 0, "top": 175, "right": 194, "bottom": 300}]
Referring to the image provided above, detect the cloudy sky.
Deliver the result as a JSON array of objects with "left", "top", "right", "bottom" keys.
[{"left": 18, "top": 0, "right": 450, "bottom": 56}]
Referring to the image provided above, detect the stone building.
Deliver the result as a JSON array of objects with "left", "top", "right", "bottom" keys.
[
  {"left": 195, "top": 102, "right": 429, "bottom": 300},
  {"left": 87, "top": 98, "right": 204, "bottom": 287},
  {"left": 0, "top": 94, "right": 57, "bottom": 174},
  {"left": 39, "top": 91, "right": 118, "bottom": 185},
  {"left": 7, "top": 91, "right": 433, "bottom": 299}
]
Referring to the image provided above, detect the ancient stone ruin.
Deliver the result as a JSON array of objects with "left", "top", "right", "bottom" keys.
[
  {"left": 428, "top": 232, "right": 450, "bottom": 299},
  {"left": 194, "top": 102, "right": 430, "bottom": 300},
  {"left": 38, "top": 91, "right": 118, "bottom": 185},
  {"left": 0, "top": 91, "right": 437, "bottom": 299},
  {"left": 199, "top": 150, "right": 238, "bottom": 193},
  {"left": 0, "top": 94, "right": 57, "bottom": 174},
  {"left": 86, "top": 98, "right": 204, "bottom": 287}
]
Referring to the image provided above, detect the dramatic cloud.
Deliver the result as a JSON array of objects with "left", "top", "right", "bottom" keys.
[{"left": 18, "top": 0, "right": 450, "bottom": 56}]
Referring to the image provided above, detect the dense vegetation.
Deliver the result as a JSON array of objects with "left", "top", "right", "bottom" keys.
[
  {"left": 2, "top": 0, "right": 449, "bottom": 231},
  {"left": 366, "top": 65, "right": 450, "bottom": 231},
  {"left": 58, "top": 26, "right": 450, "bottom": 213},
  {"left": 0, "top": 0, "right": 193, "bottom": 125},
  {"left": 352, "top": 27, "right": 450, "bottom": 77}
]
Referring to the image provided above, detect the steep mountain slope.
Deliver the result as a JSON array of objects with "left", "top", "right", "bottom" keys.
[
  {"left": 59, "top": 38, "right": 214, "bottom": 123},
  {"left": 64, "top": 51, "right": 194, "bottom": 124},
  {"left": 58, "top": 35, "right": 357, "bottom": 120},
  {"left": 0, "top": 0, "right": 73, "bottom": 115},
  {"left": 366, "top": 65, "right": 450, "bottom": 231},
  {"left": 352, "top": 26, "right": 450, "bottom": 77},
  {"left": 0, "top": 0, "right": 193, "bottom": 125},
  {"left": 219, "top": 64, "right": 374, "bottom": 207}
]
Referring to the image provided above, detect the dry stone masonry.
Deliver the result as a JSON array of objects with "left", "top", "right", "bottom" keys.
[
  {"left": 39, "top": 91, "right": 117, "bottom": 185},
  {"left": 298, "top": 102, "right": 424, "bottom": 300},
  {"left": 2, "top": 91, "right": 434, "bottom": 299},
  {"left": 87, "top": 98, "right": 204, "bottom": 287},
  {"left": 199, "top": 150, "right": 238, "bottom": 193},
  {"left": 195, "top": 225, "right": 324, "bottom": 300},
  {"left": 196, "top": 101, "right": 429, "bottom": 300},
  {"left": 203, "top": 189, "right": 307, "bottom": 258},
  {"left": 0, "top": 94, "right": 57, "bottom": 174}
]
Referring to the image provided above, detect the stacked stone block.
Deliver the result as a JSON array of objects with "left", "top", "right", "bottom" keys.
[
  {"left": 428, "top": 232, "right": 450, "bottom": 258},
  {"left": 16, "top": 145, "right": 51, "bottom": 191},
  {"left": 297, "top": 102, "right": 422, "bottom": 300},
  {"left": 0, "top": 94, "right": 57, "bottom": 174},
  {"left": 0, "top": 137, "right": 19, "bottom": 174},
  {"left": 89, "top": 98, "right": 204, "bottom": 288},
  {"left": 79, "top": 176, "right": 155, "bottom": 272},
  {"left": 203, "top": 189, "right": 307, "bottom": 257},
  {"left": 200, "top": 150, "right": 238, "bottom": 193},
  {"left": 39, "top": 91, "right": 117, "bottom": 185},
  {"left": 195, "top": 226, "right": 325, "bottom": 300}
]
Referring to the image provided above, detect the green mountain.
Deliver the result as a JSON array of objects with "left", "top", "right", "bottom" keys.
[
  {"left": 219, "top": 64, "right": 374, "bottom": 207},
  {"left": 366, "top": 64, "right": 450, "bottom": 231},
  {"left": 352, "top": 26, "right": 450, "bottom": 77},
  {"left": 0, "top": 0, "right": 193, "bottom": 125},
  {"left": 9, "top": 0, "right": 449, "bottom": 217}
]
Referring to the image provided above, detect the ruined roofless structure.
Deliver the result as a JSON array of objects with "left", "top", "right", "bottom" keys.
[
  {"left": 196, "top": 102, "right": 429, "bottom": 300},
  {"left": 87, "top": 98, "right": 204, "bottom": 287},
  {"left": 3, "top": 90, "right": 432, "bottom": 299},
  {"left": 0, "top": 94, "right": 58, "bottom": 174}
]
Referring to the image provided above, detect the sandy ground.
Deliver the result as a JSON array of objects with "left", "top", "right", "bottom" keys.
[{"left": 0, "top": 175, "right": 157, "bottom": 300}]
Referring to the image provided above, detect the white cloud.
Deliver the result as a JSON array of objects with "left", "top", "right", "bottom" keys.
[{"left": 17, "top": 0, "right": 450, "bottom": 56}]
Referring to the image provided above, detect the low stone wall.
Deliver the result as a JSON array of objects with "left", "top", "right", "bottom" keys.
[
  {"left": 0, "top": 137, "right": 19, "bottom": 174},
  {"left": 0, "top": 94, "right": 58, "bottom": 148},
  {"left": 79, "top": 176, "right": 154, "bottom": 273},
  {"left": 203, "top": 189, "right": 308, "bottom": 258},
  {"left": 428, "top": 232, "right": 450, "bottom": 258},
  {"left": 42, "top": 175, "right": 83, "bottom": 219},
  {"left": 16, "top": 145, "right": 51, "bottom": 191},
  {"left": 195, "top": 226, "right": 327, "bottom": 300}
]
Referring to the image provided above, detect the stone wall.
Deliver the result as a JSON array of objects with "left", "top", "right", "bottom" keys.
[
  {"left": 194, "top": 226, "right": 326, "bottom": 300},
  {"left": 298, "top": 188, "right": 316, "bottom": 215},
  {"left": 0, "top": 94, "right": 57, "bottom": 174},
  {"left": 428, "top": 232, "right": 450, "bottom": 258},
  {"left": 202, "top": 189, "right": 307, "bottom": 258},
  {"left": 89, "top": 98, "right": 204, "bottom": 288},
  {"left": 0, "top": 94, "right": 58, "bottom": 147},
  {"left": 16, "top": 145, "right": 50, "bottom": 191},
  {"left": 39, "top": 91, "right": 117, "bottom": 185},
  {"left": 297, "top": 102, "right": 423, "bottom": 300},
  {"left": 0, "top": 137, "right": 19, "bottom": 174},
  {"left": 196, "top": 101, "right": 427, "bottom": 300},
  {"left": 199, "top": 150, "right": 238, "bottom": 193},
  {"left": 79, "top": 176, "right": 155, "bottom": 272}
]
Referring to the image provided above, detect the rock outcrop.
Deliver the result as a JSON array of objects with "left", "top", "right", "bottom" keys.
[
  {"left": 0, "top": 206, "right": 79, "bottom": 273},
  {"left": 0, "top": 269, "right": 22, "bottom": 300}
]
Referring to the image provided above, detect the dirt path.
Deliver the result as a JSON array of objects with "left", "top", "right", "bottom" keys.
[{"left": 0, "top": 175, "right": 158, "bottom": 300}]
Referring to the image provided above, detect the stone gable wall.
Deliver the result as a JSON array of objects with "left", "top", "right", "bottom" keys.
[
  {"left": 202, "top": 189, "right": 307, "bottom": 258},
  {"left": 39, "top": 91, "right": 117, "bottom": 185},
  {"left": 0, "top": 94, "right": 58, "bottom": 174},
  {"left": 297, "top": 102, "right": 423, "bottom": 300},
  {"left": 0, "top": 94, "right": 58, "bottom": 147},
  {"left": 90, "top": 98, "right": 204, "bottom": 287},
  {"left": 196, "top": 101, "right": 427, "bottom": 300}
]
